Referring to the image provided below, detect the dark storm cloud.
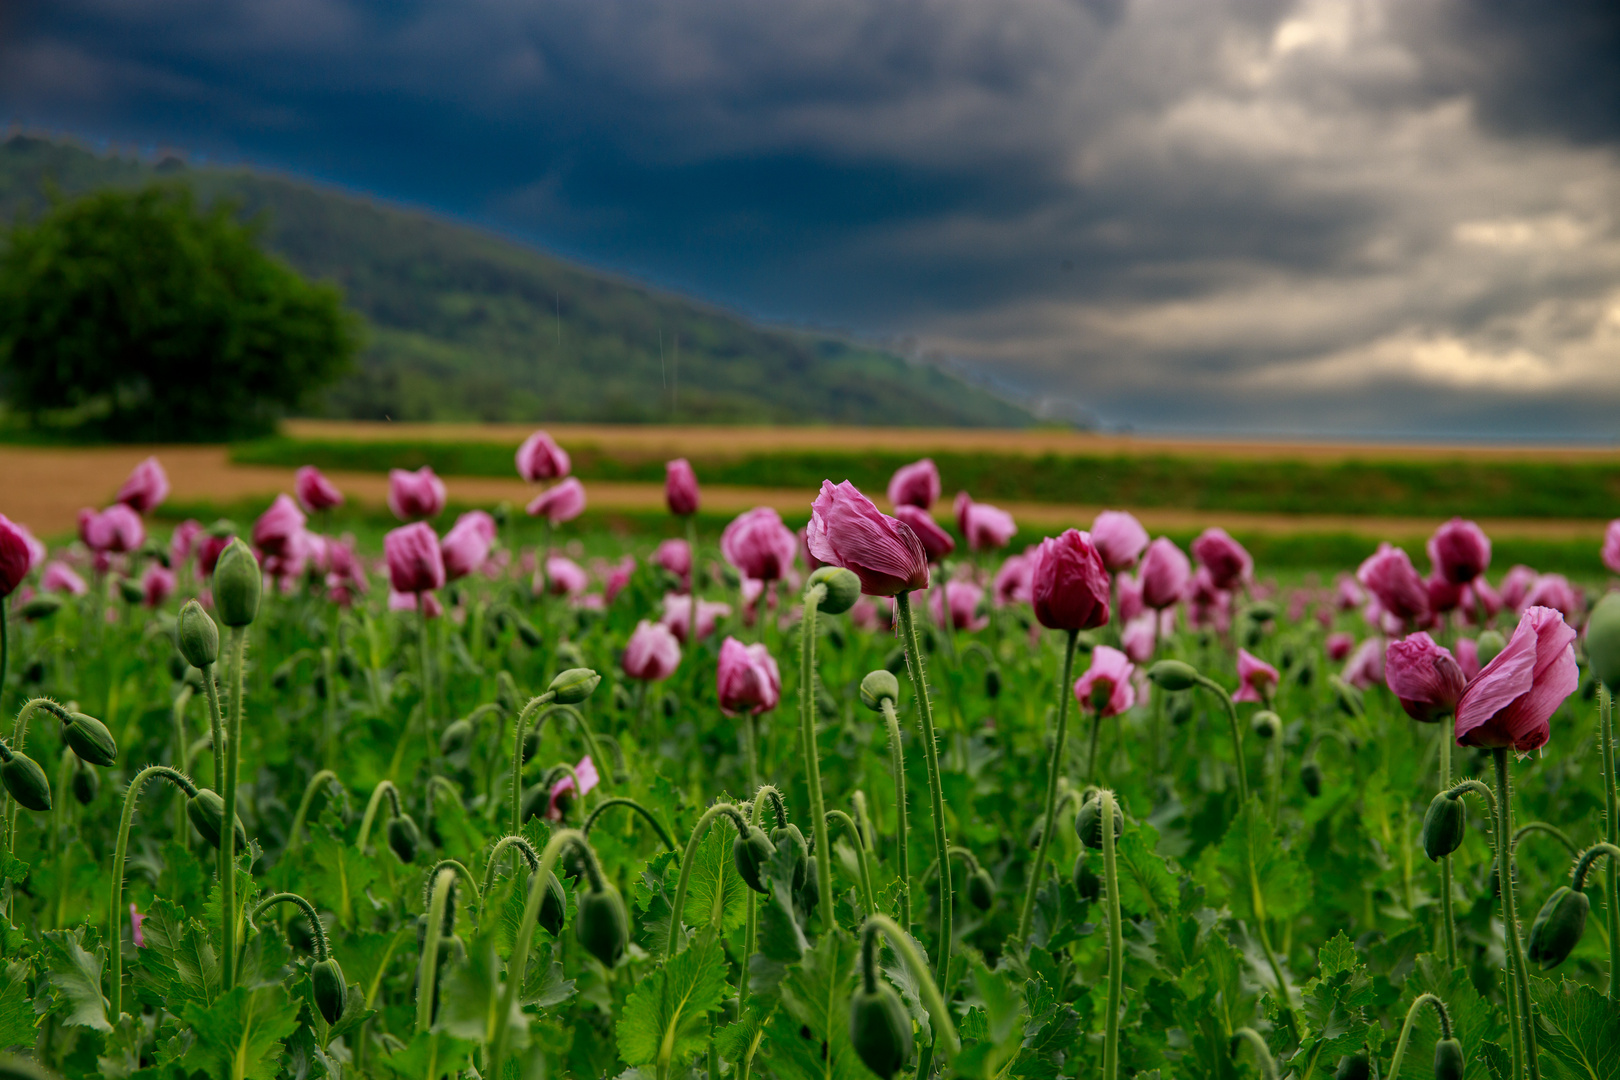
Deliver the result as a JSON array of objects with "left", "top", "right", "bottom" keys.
[{"left": 3, "top": 0, "right": 1619, "bottom": 436}]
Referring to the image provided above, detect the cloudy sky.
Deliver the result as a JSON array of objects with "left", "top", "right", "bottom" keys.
[{"left": 4, "top": 0, "right": 1619, "bottom": 437}]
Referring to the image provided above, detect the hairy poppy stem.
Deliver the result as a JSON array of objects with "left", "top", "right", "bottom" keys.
[
  {"left": 879, "top": 697, "right": 912, "bottom": 936},
  {"left": 1493, "top": 747, "right": 1540, "bottom": 1080},
  {"left": 1100, "top": 790, "right": 1123, "bottom": 1080},
  {"left": 894, "top": 591, "right": 952, "bottom": 991},
  {"left": 1386, "top": 993, "right": 1454, "bottom": 1079},
  {"left": 800, "top": 581, "right": 833, "bottom": 931},
  {"left": 1017, "top": 628, "right": 1078, "bottom": 946},
  {"left": 221, "top": 626, "right": 247, "bottom": 992},
  {"left": 109, "top": 765, "right": 198, "bottom": 1019},
  {"left": 1601, "top": 685, "right": 1620, "bottom": 1000}
]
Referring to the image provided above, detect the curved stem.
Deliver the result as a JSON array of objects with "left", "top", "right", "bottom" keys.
[
  {"left": 109, "top": 765, "right": 199, "bottom": 1019},
  {"left": 1101, "top": 790, "right": 1123, "bottom": 1080},
  {"left": 1386, "top": 993, "right": 1454, "bottom": 1079},
  {"left": 417, "top": 865, "right": 457, "bottom": 1034},
  {"left": 1018, "top": 628, "right": 1078, "bottom": 946},
  {"left": 509, "top": 691, "right": 560, "bottom": 834},
  {"left": 201, "top": 663, "right": 225, "bottom": 791},
  {"left": 1602, "top": 685, "right": 1620, "bottom": 1000},
  {"left": 1514, "top": 822, "right": 1579, "bottom": 856},
  {"left": 287, "top": 770, "right": 341, "bottom": 855},
  {"left": 1229, "top": 1028, "right": 1279, "bottom": 1080},
  {"left": 879, "top": 698, "right": 912, "bottom": 936},
  {"left": 859, "top": 914, "right": 959, "bottom": 1058},
  {"left": 249, "top": 892, "right": 330, "bottom": 961},
  {"left": 423, "top": 859, "right": 482, "bottom": 910},
  {"left": 1571, "top": 843, "right": 1620, "bottom": 892},
  {"left": 1196, "top": 675, "right": 1249, "bottom": 805},
  {"left": 356, "top": 780, "right": 399, "bottom": 856},
  {"left": 479, "top": 834, "right": 542, "bottom": 921},
  {"left": 751, "top": 785, "right": 789, "bottom": 831},
  {"left": 826, "top": 809, "right": 875, "bottom": 917},
  {"left": 894, "top": 591, "right": 952, "bottom": 991},
  {"left": 668, "top": 803, "right": 751, "bottom": 959},
  {"left": 221, "top": 625, "right": 248, "bottom": 992},
  {"left": 582, "top": 797, "right": 676, "bottom": 850},
  {"left": 1494, "top": 747, "right": 1540, "bottom": 1080},
  {"left": 799, "top": 582, "right": 832, "bottom": 931}
]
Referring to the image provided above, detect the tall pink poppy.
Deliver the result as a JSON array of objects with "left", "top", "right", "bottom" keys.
[
  {"left": 623, "top": 620, "right": 681, "bottom": 681},
  {"left": 887, "top": 459, "right": 941, "bottom": 509},
  {"left": 1091, "top": 511, "right": 1149, "bottom": 572},
  {"left": 1191, "top": 528, "right": 1251, "bottom": 591},
  {"left": 1028, "top": 530, "right": 1110, "bottom": 632},
  {"left": 723, "top": 507, "right": 800, "bottom": 583},
  {"left": 1138, "top": 537, "right": 1191, "bottom": 610},
  {"left": 115, "top": 456, "right": 170, "bottom": 515},
  {"left": 1384, "top": 632, "right": 1466, "bottom": 723},
  {"left": 384, "top": 522, "right": 446, "bottom": 595},
  {"left": 717, "top": 637, "right": 782, "bottom": 716},
  {"left": 1427, "top": 518, "right": 1491, "bottom": 584},
  {"left": 954, "top": 493, "right": 1017, "bottom": 552},
  {"left": 1454, "top": 606, "right": 1577, "bottom": 753},
  {"left": 665, "top": 459, "right": 701, "bottom": 516},
  {"left": 1233, "top": 649, "right": 1279, "bottom": 703},
  {"left": 526, "top": 478, "right": 587, "bottom": 525},
  {"left": 1074, "top": 645, "right": 1136, "bottom": 717},
  {"left": 294, "top": 466, "right": 345, "bottom": 513},
  {"left": 807, "top": 482, "right": 929, "bottom": 596},
  {"left": 387, "top": 467, "right": 447, "bottom": 522},
  {"left": 893, "top": 505, "right": 955, "bottom": 562},
  {"left": 516, "top": 430, "right": 571, "bottom": 482}
]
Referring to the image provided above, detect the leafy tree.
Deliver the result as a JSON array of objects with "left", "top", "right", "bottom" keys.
[{"left": 0, "top": 183, "right": 359, "bottom": 440}]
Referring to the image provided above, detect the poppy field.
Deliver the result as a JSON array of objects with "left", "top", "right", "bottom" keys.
[{"left": 3, "top": 441, "right": 1620, "bottom": 1080}]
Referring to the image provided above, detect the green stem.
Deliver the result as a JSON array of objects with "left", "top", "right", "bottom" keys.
[
  {"left": 417, "top": 866, "right": 457, "bottom": 1034},
  {"left": 109, "top": 765, "right": 198, "bottom": 1019},
  {"left": 221, "top": 626, "right": 247, "bottom": 992},
  {"left": 356, "top": 781, "right": 401, "bottom": 856},
  {"left": 287, "top": 770, "right": 341, "bottom": 855},
  {"left": 0, "top": 596, "right": 9, "bottom": 716},
  {"left": 1086, "top": 711, "right": 1102, "bottom": 785},
  {"left": 172, "top": 687, "right": 194, "bottom": 846},
  {"left": 827, "top": 809, "right": 875, "bottom": 917},
  {"left": 1439, "top": 730, "right": 1456, "bottom": 970},
  {"left": 1230, "top": 1028, "right": 1279, "bottom": 1080},
  {"left": 509, "top": 691, "right": 559, "bottom": 834},
  {"left": 478, "top": 835, "right": 540, "bottom": 923},
  {"left": 800, "top": 582, "right": 832, "bottom": 931},
  {"left": 879, "top": 698, "right": 912, "bottom": 937},
  {"left": 582, "top": 797, "right": 676, "bottom": 850},
  {"left": 1569, "top": 843, "right": 1620, "bottom": 892},
  {"left": 1017, "top": 629, "right": 1078, "bottom": 946},
  {"left": 859, "top": 914, "right": 960, "bottom": 1059},
  {"left": 419, "top": 600, "right": 435, "bottom": 775},
  {"left": 249, "top": 892, "right": 331, "bottom": 960},
  {"left": 1602, "top": 685, "right": 1620, "bottom": 1000},
  {"left": 667, "top": 803, "right": 751, "bottom": 960},
  {"left": 1196, "top": 675, "right": 1249, "bottom": 805},
  {"left": 1493, "top": 747, "right": 1539, "bottom": 1080},
  {"left": 894, "top": 591, "right": 952, "bottom": 991},
  {"left": 1101, "top": 790, "right": 1123, "bottom": 1080},
  {"left": 1386, "top": 993, "right": 1453, "bottom": 1079}
]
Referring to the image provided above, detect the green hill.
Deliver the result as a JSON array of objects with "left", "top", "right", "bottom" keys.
[{"left": 0, "top": 135, "right": 1033, "bottom": 428}]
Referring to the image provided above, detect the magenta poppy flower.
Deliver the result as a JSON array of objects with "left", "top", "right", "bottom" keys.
[
  {"left": 1117, "top": 573, "right": 1144, "bottom": 623},
  {"left": 539, "top": 556, "right": 589, "bottom": 597},
  {"left": 526, "top": 477, "right": 587, "bottom": 525},
  {"left": 1385, "top": 632, "right": 1467, "bottom": 723},
  {"left": 654, "top": 537, "right": 692, "bottom": 585},
  {"left": 294, "top": 466, "right": 345, "bottom": 513},
  {"left": 1191, "top": 528, "right": 1251, "bottom": 591},
  {"left": 806, "top": 482, "right": 929, "bottom": 596},
  {"left": 1121, "top": 613, "right": 1157, "bottom": 664},
  {"left": 1426, "top": 574, "right": 1463, "bottom": 615},
  {"left": 388, "top": 467, "right": 447, "bottom": 522},
  {"left": 1499, "top": 565, "right": 1538, "bottom": 611},
  {"left": 1522, "top": 574, "right": 1580, "bottom": 621},
  {"left": 1326, "top": 632, "right": 1355, "bottom": 661},
  {"left": 197, "top": 532, "right": 232, "bottom": 576},
  {"left": 602, "top": 555, "right": 636, "bottom": 604},
  {"left": 993, "top": 550, "right": 1034, "bottom": 607},
  {"left": 252, "top": 494, "right": 307, "bottom": 558},
  {"left": 440, "top": 510, "right": 496, "bottom": 581},
  {"left": 954, "top": 492, "right": 1017, "bottom": 552},
  {"left": 0, "top": 515, "right": 35, "bottom": 599},
  {"left": 1461, "top": 577, "right": 1503, "bottom": 623},
  {"left": 1029, "top": 529, "right": 1110, "bottom": 632},
  {"left": 1074, "top": 645, "right": 1136, "bottom": 717},
  {"left": 170, "top": 520, "right": 203, "bottom": 563},
  {"left": 1605, "top": 521, "right": 1620, "bottom": 575},
  {"left": 717, "top": 636, "right": 782, "bottom": 716},
  {"left": 1343, "top": 637, "right": 1386, "bottom": 689},
  {"left": 1455, "top": 637, "right": 1481, "bottom": 681},
  {"left": 384, "top": 522, "right": 446, "bottom": 595},
  {"left": 724, "top": 506, "right": 801, "bottom": 584},
  {"left": 1233, "top": 649, "right": 1279, "bottom": 703},
  {"left": 516, "top": 430, "right": 571, "bottom": 482},
  {"left": 1092, "top": 511, "right": 1150, "bottom": 572},
  {"left": 388, "top": 589, "right": 444, "bottom": 618},
  {"left": 665, "top": 458, "right": 701, "bottom": 516},
  {"left": 115, "top": 456, "right": 169, "bottom": 515},
  {"left": 888, "top": 458, "right": 941, "bottom": 510},
  {"left": 141, "top": 564, "right": 176, "bottom": 608},
  {"left": 81, "top": 504, "right": 145, "bottom": 554},
  {"left": 893, "top": 505, "right": 956, "bottom": 562},
  {"left": 546, "top": 756, "right": 599, "bottom": 821},
  {"left": 929, "top": 580, "right": 987, "bottom": 632},
  {"left": 1454, "top": 605, "right": 1578, "bottom": 753},
  {"left": 623, "top": 619, "right": 681, "bottom": 681},
  {"left": 130, "top": 904, "right": 146, "bottom": 949},
  {"left": 1334, "top": 572, "right": 1366, "bottom": 611},
  {"left": 1427, "top": 518, "right": 1491, "bottom": 584},
  {"left": 1357, "top": 543, "right": 1429, "bottom": 624},
  {"left": 660, "top": 592, "right": 731, "bottom": 643},
  {"left": 1138, "top": 537, "right": 1191, "bottom": 610},
  {"left": 327, "top": 538, "right": 368, "bottom": 595},
  {"left": 41, "top": 561, "right": 87, "bottom": 596}
]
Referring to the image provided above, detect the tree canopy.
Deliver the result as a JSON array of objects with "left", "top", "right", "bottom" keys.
[{"left": 0, "top": 183, "right": 359, "bottom": 441}]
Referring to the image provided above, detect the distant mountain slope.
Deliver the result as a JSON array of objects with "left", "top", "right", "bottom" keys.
[{"left": 0, "top": 136, "right": 1034, "bottom": 427}]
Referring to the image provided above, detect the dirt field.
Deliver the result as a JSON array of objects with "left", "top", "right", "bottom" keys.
[{"left": 4, "top": 440, "right": 1609, "bottom": 543}]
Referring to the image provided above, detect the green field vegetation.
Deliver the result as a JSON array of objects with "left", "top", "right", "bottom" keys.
[{"left": 0, "top": 136, "right": 1032, "bottom": 428}]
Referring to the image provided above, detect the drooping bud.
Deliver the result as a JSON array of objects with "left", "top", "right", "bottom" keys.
[
  {"left": 1074, "top": 794, "right": 1122, "bottom": 850},
  {"left": 212, "top": 539, "right": 261, "bottom": 627},
  {"left": 1251, "top": 710, "right": 1281, "bottom": 740},
  {"left": 547, "top": 668, "right": 601, "bottom": 705},
  {"left": 1072, "top": 852, "right": 1101, "bottom": 902},
  {"left": 18, "top": 594, "right": 63, "bottom": 621},
  {"left": 388, "top": 815, "right": 421, "bottom": 864},
  {"left": 732, "top": 826, "right": 777, "bottom": 894},
  {"left": 1147, "top": 660, "right": 1199, "bottom": 692},
  {"left": 538, "top": 870, "right": 568, "bottom": 937},
  {"left": 0, "top": 749, "right": 51, "bottom": 812},
  {"left": 62, "top": 712, "right": 117, "bottom": 767},
  {"left": 967, "top": 867, "right": 995, "bottom": 911},
  {"left": 1584, "top": 593, "right": 1620, "bottom": 690},
  {"left": 1475, "top": 629, "right": 1507, "bottom": 669},
  {"left": 860, "top": 670, "right": 901, "bottom": 712},
  {"left": 311, "top": 957, "right": 348, "bottom": 1026},
  {"left": 1333, "top": 1054, "right": 1372, "bottom": 1080},
  {"left": 772, "top": 823, "right": 810, "bottom": 892},
  {"left": 1421, "top": 793, "right": 1466, "bottom": 862},
  {"left": 71, "top": 759, "right": 99, "bottom": 805},
  {"left": 438, "top": 719, "right": 474, "bottom": 756},
  {"left": 187, "top": 789, "right": 247, "bottom": 850},
  {"left": 984, "top": 666, "right": 1001, "bottom": 699},
  {"left": 1433, "top": 1039, "right": 1465, "bottom": 1080},
  {"left": 808, "top": 566, "right": 862, "bottom": 615},
  {"left": 1527, "top": 885, "right": 1590, "bottom": 970},
  {"left": 575, "top": 882, "right": 629, "bottom": 967},
  {"left": 117, "top": 577, "right": 144, "bottom": 605},
  {"left": 1301, "top": 760, "right": 1323, "bottom": 798},
  {"left": 849, "top": 981, "right": 913, "bottom": 1079}
]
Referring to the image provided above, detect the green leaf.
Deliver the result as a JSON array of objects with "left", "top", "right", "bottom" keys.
[
  {"left": 616, "top": 931, "right": 730, "bottom": 1072},
  {"left": 95, "top": 1012, "right": 145, "bottom": 1079},
  {"left": 379, "top": 1029, "right": 478, "bottom": 1079},
  {"left": 762, "top": 931, "right": 864, "bottom": 1080},
  {"left": 717, "top": 1003, "right": 772, "bottom": 1071},
  {"left": 683, "top": 818, "right": 747, "bottom": 938},
  {"left": 1115, "top": 822, "right": 1181, "bottom": 926},
  {"left": 1530, "top": 975, "right": 1620, "bottom": 1080},
  {"left": 434, "top": 930, "right": 528, "bottom": 1049},
  {"left": 519, "top": 939, "right": 576, "bottom": 1009},
  {"left": 1295, "top": 931, "right": 1376, "bottom": 1064},
  {"left": 1210, "top": 799, "right": 1312, "bottom": 924},
  {"left": 1395, "top": 954, "right": 1499, "bottom": 1080},
  {"left": 297, "top": 824, "right": 380, "bottom": 931},
  {"left": 133, "top": 897, "right": 220, "bottom": 1011},
  {"left": 954, "top": 961, "right": 1027, "bottom": 1080},
  {"left": 179, "top": 983, "right": 301, "bottom": 1080},
  {"left": 42, "top": 926, "right": 111, "bottom": 1033},
  {"left": 0, "top": 968, "right": 38, "bottom": 1049}
]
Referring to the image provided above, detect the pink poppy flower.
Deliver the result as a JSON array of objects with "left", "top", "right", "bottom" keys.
[
  {"left": 1428, "top": 518, "right": 1491, "bottom": 585},
  {"left": 1499, "top": 565, "right": 1539, "bottom": 612},
  {"left": 1522, "top": 574, "right": 1580, "bottom": 621},
  {"left": 660, "top": 592, "right": 731, "bottom": 643},
  {"left": 1074, "top": 645, "right": 1136, "bottom": 717},
  {"left": 1138, "top": 537, "right": 1191, "bottom": 610},
  {"left": 81, "top": 505, "right": 145, "bottom": 554},
  {"left": 0, "top": 516, "right": 36, "bottom": 599},
  {"left": 654, "top": 538, "right": 693, "bottom": 584},
  {"left": 1454, "top": 606, "right": 1577, "bottom": 753},
  {"left": 516, "top": 430, "right": 570, "bottom": 483},
  {"left": 929, "top": 580, "right": 987, "bottom": 632},
  {"left": 1091, "top": 511, "right": 1149, "bottom": 572},
  {"left": 547, "top": 756, "right": 599, "bottom": 820},
  {"left": 387, "top": 467, "right": 447, "bottom": 522},
  {"left": 440, "top": 511, "right": 496, "bottom": 582},
  {"left": 41, "top": 561, "right": 88, "bottom": 596},
  {"left": 526, "top": 478, "right": 587, "bottom": 525},
  {"left": 141, "top": 564, "right": 176, "bottom": 608},
  {"left": 954, "top": 492, "right": 1017, "bottom": 552},
  {"left": 806, "top": 482, "right": 929, "bottom": 596},
  {"left": 887, "top": 459, "right": 941, "bottom": 510},
  {"left": 1385, "top": 632, "right": 1467, "bottom": 723},
  {"left": 724, "top": 506, "right": 800, "bottom": 583},
  {"left": 1343, "top": 637, "right": 1386, "bottom": 689},
  {"left": 116, "top": 456, "right": 169, "bottom": 515},
  {"left": 1121, "top": 613, "right": 1157, "bottom": 664},
  {"left": 1233, "top": 649, "right": 1279, "bottom": 703},
  {"left": 384, "top": 522, "right": 446, "bottom": 595},
  {"left": 539, "top": 556, "right": 589, "bottom": 597},
  {"left": 1117, "top": 573, "right": 1144, "bottom": 623},
  {"left": 1325, "top": 632, "right": 1355, "bottom": 662},
  {"left": 294, "top": 466, "right": 345, "bottom": 513},
  {"left": 893, "top": 505, "right": 955, "bottom": 562},
  {"left": 993, "top": 550, "right": 1034, "bottom": 607},
  {"left": 623, "top": 620, "right": 681, "bottom": 681},
  {"left": 389, "top": 589, "right": 444, "bottom": 618},
  {"left": 665, "top": 459, "right": 701, "bottom": 516},
  {"left": 717, "top": 636, "right": 782, "bottom": 716},
  {"left": 1029, "top": 530, "right": 1110, "bottom": 632},
  {"left": 252, "top": 494, "right": 307, "bottom": 558},
  {"left": 1191, "top": 528, "right": 1251, "bottom": 591},
  {"left": 170, "top": 519, "right": 203, "bottom": 563},
  {"left": 1605, "top": 521, "right": 1620, "bottom": 576},
  {"left": 602, "top": 555, "right": 636, "bottom": 604},
  {"left": 1455, "top": 637, "right": 1481, "bottom": 681},
  {"left": 1357, "top": 543, "right": 1429, "bottom": 624}
]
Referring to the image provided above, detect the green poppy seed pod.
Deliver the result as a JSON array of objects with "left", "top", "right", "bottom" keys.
[
  {"left": 967, "top": 867, "right": 995, "bottom": 911},
  {"left": 575, "top": 882, "right": 629, "bottom": 967},
  {"left": 1251, "top": 710, "right": 1282, "bottom": 740},
  {"left": 1333, "top": 1054, "right": 1372, "bottom": 1080},
  {"left": 808, "top": 566, "right": 862, "bottom": 615},
  {"left": 732, "top": 826, "right": 777, "bottom": 894},
  {"left": 71, "top": 759, "right": 99, "bottom": 805},
  {"left": 1147, "top": 660, "right": 1199, "bottom": 691},
  {"left": 516, "top": 617, "right": 543, "bottom": 649},
  {"left": 860, "top": 670, "right": 901, "bottom": 712},
  {"left": 439, "top": 719, "right": 474, "bottom": 756},
  {"left": 311, "top": 957, "right": 348, "bottom": 1026},
  {"left": 1421, "top": 793, "right": 1467, "bottom": 862},
  {"left": 1072, "top": 852, "right": 1101, "bottom": 902},
  {"left": 849, "top": 982, "right": 913, "bottom": 1079},
  {"left": 1475, "top": 629, "right": 1506, "bottom": 669},
  {"left": 62, "top": 712, "right": 117, "bottom": 767},
  {"left": 772, "top": 823, "right": 810, "bottom": 892},
  {"left": 1584, "top": 593, "right": 1620, "bottom": 690},
  {"left": 18, "top": 594, "right": 63, "bottom": 621},
  {"left": 387, "top": 815, "right": 421, "bottom": 864},
  {"left": 548, "top": 668, "right": 601, "bottom": 705},
  {"left": 1527, "top": 885, "right": 1590, "bottom": 970},
  {"left": 212, "top": 539, "right": 261, "bottom": 627},
  {"left": 538, "top": 870, "right": 567, "bottom": 937},
  {"left": 1433, "top": 1038, "right": 1465, "bottom": 1080},
  {"left": 984, "top": 666, "right": 1002, "bottom": 699},
  {"left": 1075, "top": 794, "right": 1122, "bottom": 850},
  {"left": 187, "top": 789, "right": 247, "bottom": 850},
  {"left": 1301, "top": 760, "right": 1323, "bottom": 798},
  {"left": 0, "top": 751, "right": 51, "bottom": 812},
  {"left": 117, "top": 577, "right": 144, "bottom": 605}
]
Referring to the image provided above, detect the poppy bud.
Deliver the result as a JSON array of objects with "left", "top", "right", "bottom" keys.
[
  {"left": 62, "top": 712, "right": 117, "bottom": 767},
  {"left": 1301, "top": 760, "right": 1323, "bottom": 798},
  {"left": 311, "top": 957, "right": 348, "bottom": 1026},
  {"left": 548, "top": 668, "right": 601, "bottom": 705},
  {"left": 860, "top": 670, "right": 900, "bottom": 711},
  {"left": 1421, "top": 793, "right": 1466, "bottom": 862},
  {"left": 212, "top": 539, "right": 261, "bottom": 627},
  {"left": 18, "top": 594, "right": 63, "bottom": 621},
  {"left": 732, "top": 826, "right": 777, "bottom": 894},
  {"left": 808, "top": 566, "right": 862, "bottom": 615},
  {"left": 439, "top": 719, "right": 473, "bottom": 756},
  {"left": 1475, "top": 629, "right": 1506, "bottom": 668},
  {"left": 515, "top": 617, "right": 543, "bottom": 649},
  {"left": 71, "top": 759, "right": 99, "bottom": 805},
  {"left": 1585, "top": 593, "right": 1620, "bottom": 690},
  {"left": 187, "top": 789, "right": 247, "bottom": 850},
  {"left": 1072, "top": 852, "right": 1101, "bottom": 902},
  {"left": 985, "top": 666, "right": 1001, "bottom": 699},
  {"left": 773, "top": 823, "right": 810, "bottom": 892},
  {"left": 1148, "top": 660, "right": 1199, "bottom": 692},
  {"left": 797, "top": 855, "right": 820, "bottom": 919},
  {"left": 1075, "top": 794, "right": 1122, "bottom": 850},
  {"left": 1433, "top": 1038, "right": 1465, "bottom": 1080},
  {"left": 538, "top": 870, "right": 567, "bottom": 937},
  {"left": 576, "top": 882, "right": 629, "bottom": 967},
  {"left": 849, "top": 982, "right": 913, "bottom": 1079},
  {"left": 1333, "top": 1054, "right": 1371, "bottom": 1080},
  {"left": 967, "top": 867, "right": 995, "bottom": 911},
  {"left": 0, "top": 749, "right": 51, "bottom": 812},
  {"left": 1251, "top": 711, "right": 1281, "bottom": 740},
  {"left": 1527, "top": 885, "right": 1589, "bottom": 970},
  {"left": 117, "top": 577, "right": 144, "bottom": 605},
  {"left": 388, "top": 815, "right": 421, "bottom": 864}
]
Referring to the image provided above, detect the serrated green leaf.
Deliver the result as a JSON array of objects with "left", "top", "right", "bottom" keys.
[
  {"left": 179, "top": 983, "right": 301, "bottom": 1080},
  {"left": 683, "top": 818, "right": 747, "bottom": 938},
  {"left": 298, "top": 824, "right": 379, "bottom": 931},
  {"left": 380, "top": 1029, "right": 478, "bottom": 1079},
  {"left": 717, "top": 1003, "right": 772, "bottom": 1071},
  {"left": 616, "top": 931, "right": 729, "bottom": 1072},
  {"left": 95, "top": 1011, "right": 145, "bottom": 1079},
  {"left": 1212, "top": 799, "right": 1311, "bottom": 923},
  {"left": 133, "top": 897, "right": 220, "bottom": 1011},
  {"left": 1396, "top": 954, "right": 1499, "bottom": 1080},
  {"left": 1530, "top": 975, "right": 1620, "bottom": 1080},
  {"left": 0, "top": 970, "right": 37, "bottom": 1049},
  {"left": 762, "top": 931, "right": 864, "bottom": 1080},
  {"left": 42, "top": 926, "right": 111, "bottom": 1033}
]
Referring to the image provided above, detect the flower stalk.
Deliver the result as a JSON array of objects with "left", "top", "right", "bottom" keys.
[
  {"left": 1017, "top": 628, "right": 1079, "bottom": 946},
  {"left": 1493, "top": 747, "right": 1541, "bottom": 1080},
  {"left": 800, "top": 580, "right": 833, "bottom": 930},
  {"left": 893, "top": 591, "right": 952, "bottom": 989},
  {"left": 109, "top": 765, "right": 199, "bottom": 1019}
]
